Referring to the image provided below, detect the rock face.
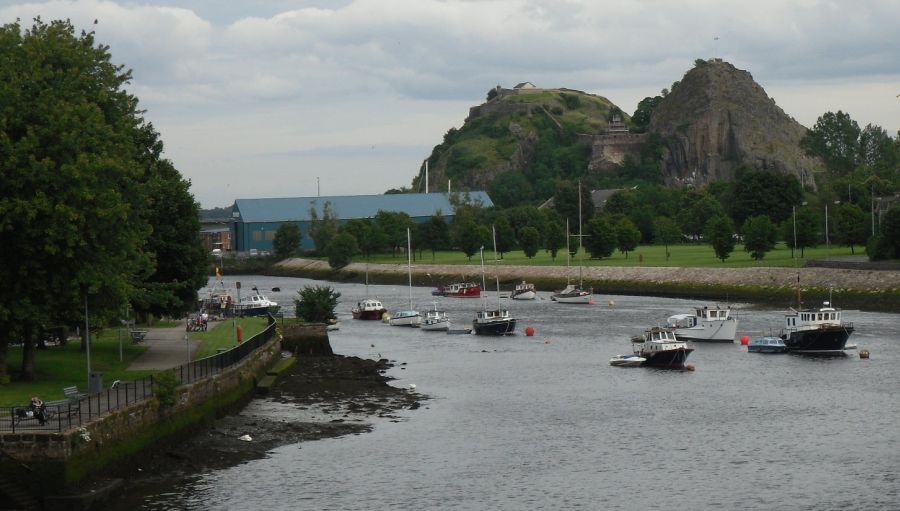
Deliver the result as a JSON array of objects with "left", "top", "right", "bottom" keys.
[{"left": 649, "top": 59, "right": 823, "bottom": 189}]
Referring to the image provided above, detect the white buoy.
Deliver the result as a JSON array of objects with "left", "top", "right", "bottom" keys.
[
  {"left": 238, "top": 434, "right": 252, "bottom": 442},
  {"left": 409, "top": 384, "right": 417, "bottom": 390}
]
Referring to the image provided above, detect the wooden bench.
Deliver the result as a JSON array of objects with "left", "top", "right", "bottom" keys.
[
  {"left": 129, "top": 330, "right": 148, "bottom": 343},
  {"left": 63, "top": 385, "right": 86, "bottom": 401}
]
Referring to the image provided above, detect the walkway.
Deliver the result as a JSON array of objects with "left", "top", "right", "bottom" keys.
[{"left": 127, "top": 322, "right": 208, "bottom": 371}]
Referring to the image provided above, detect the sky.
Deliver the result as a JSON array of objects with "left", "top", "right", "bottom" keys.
[{"left": 3, "top": 0, "right": 899, "bottom": 208}]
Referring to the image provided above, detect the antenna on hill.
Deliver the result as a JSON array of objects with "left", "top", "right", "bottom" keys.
[{"left": 317, "top": 177, "right": 320, "bottom": 197}]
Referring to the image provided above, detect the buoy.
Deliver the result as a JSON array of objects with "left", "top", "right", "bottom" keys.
[
  {"left": 608, "top": 300, "right": 615, "bottom": 307},
  {"left": 859, "top": 349, "right": 870, "bottom": 359},
  {"left": 685, "top": 364, "right": 696, "bottom": 371},
  {"left": 525, "top": 326, "right": 535, "bottom": 336},
  {"left": 740, "top": 335, "right": 749, "bottom": 345},
  {"left": 238, "top": 434, "right": 252, "bottom": 442},
  {"left": 409, "top": 384, "right": 417, "bottom": 390}
]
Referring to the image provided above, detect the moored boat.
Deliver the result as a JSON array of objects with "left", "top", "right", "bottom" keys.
[
  {"left": 552, "top": 183, "right": 593, "bottom": 305},
  {"left": 473, "top": 226, "right": 517, "bottom": 336},
  {"left": 667, "top": 305, "right": 738, "bottom": 342},
  {"left": 511, "top": 281, "right": 537, "bottom": 300},
  {"left": 781, "top": 301, "right": 854, "bottom": 355},
  {"left": 442, "top": 282, "right": 481, "bottom": 298},
  {"left": 352, "top": 298, "right": 387, "bottom": 321},
  {"left": 631, "top": 327, "right": 694, "bottom": 369},
  {"left": 747, "top": 336, "right": 787, "bottom": 353},
  {"left": 233, "top": 287, "right": 280, "bottom": 317},
  {"left": 421, "top": 304, "right": 450, "bottom": 331},
  {"left": 609, "top": 354, "right": 646, "bottom": 367},
  {"left": 389, "top": 228, "right": 421, "bottom": 327}
]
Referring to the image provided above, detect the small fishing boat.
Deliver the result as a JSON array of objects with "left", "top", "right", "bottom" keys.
[
  {"left": 473, "top": 227, "right": 517, "bottom": 336},
  {"left": 609, "top": 354, "right": 646, "bottom": 367},
  {"left": 441, "top": 282, "right": 481, "bottom": 298},
  {"left": 421, "top": 303, "right": 451, "bottom": 331},
  {"left": 352, "top": 298, "right": 387, "bottom": 321},
  {"left": 747, "top": 336, "right": 787, "bottom": 353},
  {"left": 667, "top": 305, "right": 738, "bottom": 342},
  {"left": 511, "top": 281, "right": 537, "bottom": 300},
  {"left": 631, "top": 326, "right": 694, "bottom": 369}
]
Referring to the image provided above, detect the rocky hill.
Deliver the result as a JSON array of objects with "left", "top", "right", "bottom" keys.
[
  {"left": 411, "top": 60, "right": 823, "bottom": 201},
  {"left": 648, "top": 59, "right": 822, "bottom": 189}
]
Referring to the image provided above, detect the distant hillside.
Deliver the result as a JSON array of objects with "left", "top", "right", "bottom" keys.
[
  {"left": 411, "top": 61, "right": 823, "bottom": 205},
  {"left": 412, "top": 85, "right": 634, "bottom": 207},
  {"left": 200, "top": 206, "right": 233, "bottom": 223},
  {"left": 648, "top": 59, "right": 822, "bottom": 189}
]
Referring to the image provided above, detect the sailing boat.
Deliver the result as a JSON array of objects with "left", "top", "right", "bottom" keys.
[
  {"left": 473, "top": 225, "right": 517, "bottom": 335},
  {"left": 352, "top": 261, "right": 387, "bottom": 320},
  {"left": 551, "top": 182, "right": 593, "bottom": 304},
  {"left": 389, "top": 227, "right": 422, "bottom": 327}
]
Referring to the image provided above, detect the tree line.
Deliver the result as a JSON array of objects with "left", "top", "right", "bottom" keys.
[{"left": 0, "top": 20, "right": 207, "bottom": 383}]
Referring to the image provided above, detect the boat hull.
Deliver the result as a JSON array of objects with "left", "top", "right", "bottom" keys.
[
  {"left": 511, "top": 290, "right": 536, "bottom": 300},
  {"left": 783, "top": 325, "right": 853, "bottom": 354},
  {"left": 610, "top": 355, "right": 646, "bottom": 367},
  {"left": 389, "top": 313, "right": 422, "bottom": 327},
  {"left": 551, "top": 293, "right": 592, "bottom": 304},
  {"left": 421, "top": 319, "right": 450, "bottom": 331},
  {"left": 473, "top": 318, "right": 517, "bottom": 336},
  {"left": 639, "top": 348, "right": 694, "bottom": 369},
  {"left": 673, "top": 322, "right": 738, "bottom": 343},
  {"left": 353, "top": 309, "right": 386, "bottom": 321},
  {"left": 748, "top": 345, "right": 787, "bottom": 353},
  {"left": 233, "top": 304, "right": 280, "bottom": 317}
]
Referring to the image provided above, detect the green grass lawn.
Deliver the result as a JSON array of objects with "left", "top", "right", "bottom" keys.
[
  {"left": 370, "top": 242, "right": 860, "bottom": 268},
  {"left": 191, "top": 317, "right": 269, "bottom": 359},
  {"left": 0, "top": 317, "right": 271, "bottom": 406}
]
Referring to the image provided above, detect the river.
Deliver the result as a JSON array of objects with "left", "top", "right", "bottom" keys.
[{"left": 133, "top": 275, "right": 899, "bottom": 510}]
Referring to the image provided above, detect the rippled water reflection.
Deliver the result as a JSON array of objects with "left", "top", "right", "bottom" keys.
[{"left": 136, "top": 275, "right": 900, "bottom": 510}]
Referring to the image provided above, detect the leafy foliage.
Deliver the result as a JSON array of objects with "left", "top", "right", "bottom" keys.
[
  {"left": 519, "top": 226, "right": 540, "bottom": 258},
  {"left": 653, "top": 216, "right": 681, "bottom": 260},
  {"left": 800, "top": 111, "right": 861, "bottom": 177},
  {"left": 273, "top": 222, "right": 302, "bottom": 260},
  {"left": 832, "top": 203, "right": 868, "bottom": 254},
  {"left": 584, "top": 215, "right": 616, "bottom": 259},
  {"left": 615, "top": 218, "right": 641, "bottom": 258},
  {"left": 294, "top": 286, "right": 341, "bottom": 323},
  {"left": 742, "top": 215, "right": 778, "bottom": 261},
  {"left": 325, "top": 233, "right": 358, "bottom": 269},
  {"left": 705, "top": 215, "right": 736, "bottom": 262},
  {"left": 307, "top": 201, "right": 340, "bottom": 254}
]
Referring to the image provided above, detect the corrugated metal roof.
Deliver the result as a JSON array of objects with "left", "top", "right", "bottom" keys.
[{"left": 233, "top": 192, "right": 493, "bottom": 223}]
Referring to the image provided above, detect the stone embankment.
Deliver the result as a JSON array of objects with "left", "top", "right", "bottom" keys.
[{"left": 273, "top": 258, "right": 900, "bottom": 312}]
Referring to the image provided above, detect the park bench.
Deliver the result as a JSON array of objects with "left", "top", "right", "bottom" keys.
[
  {"left": 63, "top": 385, "right": 87, "bottom": 402},
  {"left": 129, "top": 329, "right": 148, "bottom": 343}
]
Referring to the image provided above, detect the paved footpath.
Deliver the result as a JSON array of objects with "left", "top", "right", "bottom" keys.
[{"left": 127, "top": 322, "right": 210, "bottom": 371}]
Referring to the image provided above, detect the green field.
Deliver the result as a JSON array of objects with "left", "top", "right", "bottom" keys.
[
  {"left": 372, "top": 242, "right": 859, "bottom": 268},
  {"left": 0, "top": 317, "right": 269, "bottom": 407}
]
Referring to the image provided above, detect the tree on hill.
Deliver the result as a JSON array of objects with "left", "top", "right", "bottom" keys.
[
  {"left": 273, "top": 222, "right": 302, "bottom": 260},
  {"left": 705, "top": 215, "right": 736, "bottom": 262},
  {"left": 742, "top": 215, "right": 778, "bottom": 261},
  {"left": 632, "top": 95, "right": 662, "bottom": 133}
]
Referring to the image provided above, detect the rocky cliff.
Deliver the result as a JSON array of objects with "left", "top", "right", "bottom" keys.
[{"left": 649, "top": 59, "right": 823, "bottom": 189}]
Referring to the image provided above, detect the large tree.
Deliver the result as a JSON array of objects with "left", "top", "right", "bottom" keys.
[
  {"left": 615, "top": 217, "right": 641, "bottom": 259},
  {"left": 0, "top": 19, "right": 204, "bottom": 381},
  {"left": 273, "top": 222, "right": 302, "bottom": 260},
  {"left": 705, "top": 215, "right": 736, "bottom": 262},
  {"left": 584, "top": 215, "right": 616, "bottom": 259},
  {"left": 417, "top": 213, "right": 450, "bottom": 260},
  {"left": 728, "top": 170, "right": 803, "bottom": 227},
  {"left": 800, "top": 110, "right": 861, "bottom": 177},
  {"left": 742, "top": 215, "right": 778, "bottom": 261},
  {"left": 653, "top": 216, "right": 681, "bottom": 260},
  {"left": 832, "top": 203, "right": 868, "bottom": 254}
]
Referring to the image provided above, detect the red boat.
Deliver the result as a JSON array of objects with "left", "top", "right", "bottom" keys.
[{"left": 441, "top": 282, "right": 481, "bottom": 298}]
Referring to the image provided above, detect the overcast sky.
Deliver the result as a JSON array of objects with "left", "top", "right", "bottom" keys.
[{"left": 3, "top": 0, "right": 899, "bottom": 208}]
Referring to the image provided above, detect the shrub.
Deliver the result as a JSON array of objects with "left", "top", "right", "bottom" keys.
[{"left": 294, "top": 285, "right": 341, "bottom": 323}]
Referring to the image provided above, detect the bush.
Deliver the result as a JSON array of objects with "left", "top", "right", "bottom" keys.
[
  {"left": 294, "top": 286, "right": 341, "bottom": 323},
  {"left": 153, "top": 371, "right": 181, "bottom": 409}
]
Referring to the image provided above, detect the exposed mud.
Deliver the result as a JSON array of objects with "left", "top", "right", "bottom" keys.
[{"left": 99, "top": 355, "right": 423, "bottom": 500}]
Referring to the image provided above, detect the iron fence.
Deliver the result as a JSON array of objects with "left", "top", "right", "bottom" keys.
[{"left": 2, "top": 315, "right": 277, "bottom": 433}]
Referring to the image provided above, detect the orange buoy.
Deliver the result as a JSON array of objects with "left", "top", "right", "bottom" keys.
[
  {"left": 859, "top": 349, "right": 870, "bottom": 359},
  {"left": 740, "top": 335, "right": 750, "bottom": 345},
  {"left": 525, "top": 326, "right": 535, "bottom": 337},
  {"left": 685, "top": 363, "right": 696, "bottom": 371}
]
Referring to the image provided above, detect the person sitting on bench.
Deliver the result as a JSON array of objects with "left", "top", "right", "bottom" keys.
[{"left": 30, "top": 395, "right": 48, "bottom": 425}]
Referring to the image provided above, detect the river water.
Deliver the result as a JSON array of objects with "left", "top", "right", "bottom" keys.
[{"left": 138, "top": 275, "right": 898, "bottom": 510}]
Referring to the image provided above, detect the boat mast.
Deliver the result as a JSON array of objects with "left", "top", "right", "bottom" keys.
[
  {"left": 479, "top": 244, "right": 487, "bottom": 312},
  {"left": 492, "top": 225, "right": 501, "bottom": 311},
  {"left": 406, "top": 227, "right": 413, "bottom": 309},
  {"left": 578, "top": 179, "right": 584, "bottom": 288},
  {"left": 565, "top": 219, "right": 571, "bottom": 285}
]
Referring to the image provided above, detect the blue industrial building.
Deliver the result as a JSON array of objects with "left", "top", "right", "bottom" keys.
[{"left": 231, "top": 192, "right": 493, "bottom": 252}]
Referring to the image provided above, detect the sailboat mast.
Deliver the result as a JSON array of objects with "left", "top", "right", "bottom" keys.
[
  {"left": 492, "top": 225, "right": 500, "bottom": 311},
  {"left": 480, "top": 245, "right": 486, "bottom": 311},
  {"left": 407, "top": 227, "right": 412, "bottom": 309},
  {"left": 578, "top": 180, "right": 584, "bottom": 287},
  {"left": 565, "top": 219, "right": 571, "bottom": 285}
]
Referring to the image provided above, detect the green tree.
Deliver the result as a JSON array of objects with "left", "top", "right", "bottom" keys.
[
  {"left": 341, "top": 218, "right": 387, "bottom": 259},
  {"left": 653, "top": 216, "right": 681, "bottom": 260},
  {"left": 294, "top": 285, "right": 341, "bottom": 323},
  {"left": 875, "top": 204, "right": 900, "bottom": 259},
  {"left": 729, "top": 170, "right": 803, "bottom": 226},
  {"left": 632, "top": 95, "right": 662, "bottom": 132},
  {"left": 308, "top": 201, "right": 340, "bottom": 254},
  {"left": 544, "top": 219, "right": 565, "bottom": 260},
  {"left": 782, "top": 208, "right": 820, "bottom": 258},
  {"left": 375, "top": 210, "right": 413, "bottom": 257},
  {"left": 452, "top": 214, "right": 482, "bottom": 261},
  {"left": 0, "top": 19, "right": 197, "bottom": 380},
  {"left": 273, "top": 222, "right": 302, "bottom": 260},
  {"left": 325, "top": 232, "right": 358, "bottom": 269},
  {"left": 584, "top": 215, "right": 616, "bottom": 259},
  {"left": 677, "top": 193, "right": 724, "bottom": 240},
  {"left": 493, "top": 214, "right": 516, "bottom": 259},
  {"left": 832, "top": 203, "right": 868, "bottom": 254},
  {"left": 519, "top": 226, "right": 540, "bottom": 258},
  {"left": 418, "top": 213, "right": 450, "bottom": 260},
  {"left": 742, "top": 215, "right": 778, "bottom": 261},
  {"left": 615, "top": 217, "right": 641, "bottom": 259},
  {"left": 489, "top": 171, "right": 534, "bottom": 209},
  {"left": 705, "top": 215, "right": 736, "bottom": 262},
  {"left": 800, "top": 110, "right": 861, "bottom": 176},
  {"left": 553, "top": 181, "right": 594, "bottom": 228}
]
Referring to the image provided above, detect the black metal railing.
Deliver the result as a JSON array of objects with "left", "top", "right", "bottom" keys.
[{"left": 2, "top": 315, "right": 277, "bottom": 433}]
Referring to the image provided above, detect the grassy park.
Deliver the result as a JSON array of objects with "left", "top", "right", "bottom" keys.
[
  {"left": 0, "top": 317, "right": 269, "bottom": 407},
  {"left": 379, "top": 242, "right": 860, "bottom": 268}
]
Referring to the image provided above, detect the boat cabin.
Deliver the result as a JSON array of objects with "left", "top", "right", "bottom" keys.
[
  {"left": 476, "top": 309, "right": 511, "bottom": 321},
  {"left": 670, "top": 306, "right": 732, "bottom": 328},
  {"left": 784, "top": 302, "right": 846, "bottom": 331},
  {"left": 358, "top": 298, "right": 384, "bottom": 310}
]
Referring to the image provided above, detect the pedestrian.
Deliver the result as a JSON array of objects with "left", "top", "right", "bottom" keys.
[{"left": 30, "top": 395, "right": 47, "bottom": 425}]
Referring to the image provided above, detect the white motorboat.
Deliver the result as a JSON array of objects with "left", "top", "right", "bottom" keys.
[
  {"left": 667, "top": 305, "right": 738, "bottom": 342},
  {"left": 609, "top": 354, "right": 646, "bottom": 367},
  {"left": 421, "top": 304, "right": 450, "bottom": 331},
  {"left": 511, "top": 281, "right": 537, "bottom": 300}
]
